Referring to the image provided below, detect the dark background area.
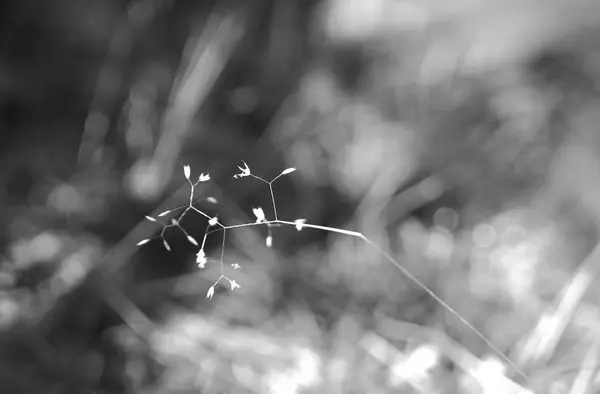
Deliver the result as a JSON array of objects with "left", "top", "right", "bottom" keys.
[{"left": 3, "top": 0, "right": 600, "bottom": 393}]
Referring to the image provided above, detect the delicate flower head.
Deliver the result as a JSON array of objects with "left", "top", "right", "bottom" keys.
[
  {"left": 196, "top": 249, "right": 207, "bottom": 268},
  {"left": 231, "top": 263, "right": 241, "bottom": 270},
  {"left": 187, "top": 235, "right": 199, "bottom": 247},
  {"left": 137, "top": 239, "right": 151, "bottom": 246},
  {"left": 183, "top": 165, "right": 191, "bottom": 180},
  {"left": 253, "top": 207, "right": 266, "bottom": 223},
  {"left": 294, "top": 219, "right": 307, "bottom": 231},
  {"left": 206, "top": 286, "right": 215, "bottom": 299},
  {"left": 266, "top": 235, "right": 273, "bottom": 248},
  {"left": 198, "top": 173, "right": 210, "bottom": 182},
  {"left": 229, "top": 279, "right": 241, "bottom": 290},
  {"left": 163, "top": 239, "right": 171, "bottom": 251},
  {"left": 208, "top": 216, "right": 219, "bottom": 226},
  {"left": 233, "top": 161, "right": 251, "bottom": 178},
  {"left": 280, "top": 167, "right": 297, "bottom": 176}
]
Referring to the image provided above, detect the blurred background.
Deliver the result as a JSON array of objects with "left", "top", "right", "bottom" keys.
[{"left": 3, "top": 0, "right": 600, "bottom": 392}]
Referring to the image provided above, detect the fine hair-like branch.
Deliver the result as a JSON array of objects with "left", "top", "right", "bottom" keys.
[{"left": 137, "top": 161, "right": 532, "bottom": 386}]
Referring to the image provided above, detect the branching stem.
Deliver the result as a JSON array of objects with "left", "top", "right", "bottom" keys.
[{"left": 138, "top": 163, "right": 533, "bottom": 389}]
